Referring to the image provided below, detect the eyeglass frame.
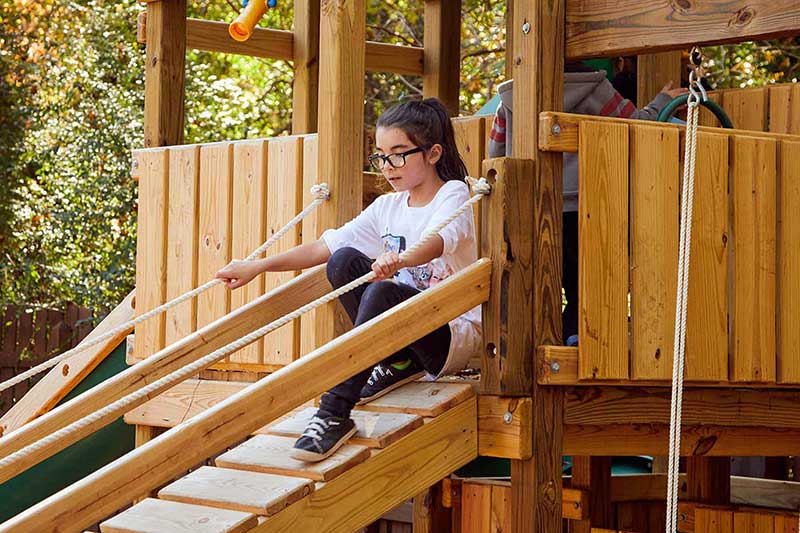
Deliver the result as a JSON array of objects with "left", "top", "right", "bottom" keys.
[{"left": 368, "top": 146, "right": 426, "bottom": 170}]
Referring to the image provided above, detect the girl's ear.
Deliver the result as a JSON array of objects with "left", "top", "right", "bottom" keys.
[{"left": 427, "top": 143, "right": 443, "bottom": 165}]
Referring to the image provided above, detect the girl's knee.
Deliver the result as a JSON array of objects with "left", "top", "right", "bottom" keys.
[
  {"left": 362, "top": 280, "right": 398, "bottom": 302},
  {"left": 326, "top": 247, "right": 362, "bottom": 284}
]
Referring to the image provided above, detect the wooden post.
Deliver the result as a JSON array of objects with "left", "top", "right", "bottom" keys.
[
  {"left": 423, "top": 0, "right": 461, "bottom": 116},
  {"left": 637, "top": 51, "right": 683, "bottom": 105},
  {"left": 505, "top": 0, "right": 514, "bottom": 79},
  {"left": 568, "top": 457, "right": 613, "bottom": 533},
  {"left": 311, "top": 0, "right": 366, "bottom": 348},
  {"left": 143, "top": 0, "right": 187, "bottom": 148},
  {"left": 508, "top": 0, "right": 565, "bottom": 531},
  {"left": 687, "top": 457, "right": 731, "bottom": 504},
  {"left": 292, "top": 0, "right": 320, "bottom": 134},
  {"left": 412, "top": 483, "right": 452, "bottom": 533}
]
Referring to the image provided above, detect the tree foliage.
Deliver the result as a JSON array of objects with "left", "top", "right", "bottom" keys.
[{"left": 0, "top": 0, "right": 797, "bottom": 312}]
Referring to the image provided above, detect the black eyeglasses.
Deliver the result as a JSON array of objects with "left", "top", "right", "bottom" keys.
[{"left": 368, "top": 147, "right": 425, "bottom": 170}]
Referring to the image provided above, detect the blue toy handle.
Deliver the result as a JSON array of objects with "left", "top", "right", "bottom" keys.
[{"left": 242, "top": 0, "right": 276, "bottom": 6}]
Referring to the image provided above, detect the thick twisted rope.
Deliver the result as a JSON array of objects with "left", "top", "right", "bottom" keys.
[
  {"left": 0, "top": 184, "right": 330, "bottom": 394},
  {"left": 0, "top": 178, "right": 490, "bottom": 471},
  {"left": 665, "top": 88, "right": 701, "bottom": 533}
]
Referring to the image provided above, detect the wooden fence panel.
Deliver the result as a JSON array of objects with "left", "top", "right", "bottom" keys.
[
  {"left": 686, "top": 132, "right": 730, "bottom": 382},
  {"left": 724, "top": 88, "right": 769, "bottom": 132},
  {"left": 769, "top": 84, "right": 800, "bottom": 135},
  {"left": 733, "top": 511, "right": 774, "bottom": 533},
  {"left": 629, "top": 125, "right": 679, "bottom": 380},
  {"left": 696, "top": 508, "right": 733, "bottom": 533},
  {"left": 778, "top": 140, "right": 800, "bottom": 383},
  {"left": 730, "top": 136, "right": 777, "bottom": 383},
  {"left": 132, "top": 149, "right": 169, "bottom": 362},
  {"left": 229, "top": 140, "right": 268, "bottom": 365},
  {"left": 578, "top": 121, "right": 629, "bottom": 380},
  {"left": 300, "top": 135, "right": 322, "bottom": 358},
  {"left": 262, "top": 136, "right": 304, "bottom": 366},
  {"left": 165, "top": 146, "right": 200, "bottom": 346}
]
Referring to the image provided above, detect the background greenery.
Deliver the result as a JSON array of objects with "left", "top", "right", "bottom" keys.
[{"left": 0, "top": 0, "right": 798, "bottom": 312}]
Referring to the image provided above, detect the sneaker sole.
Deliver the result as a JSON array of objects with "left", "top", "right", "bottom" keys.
[
  {"left": 289, "top": 425, "right": 358, "bottom": 463},
  {"left": 356, "top": 371, "right": 426, "bottom": 405}
]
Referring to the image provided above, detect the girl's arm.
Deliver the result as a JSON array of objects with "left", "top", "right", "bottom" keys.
[
  {"left": 372, "top": 235, "right": 444, "bottom": 280},
  {"left": 216, "top": 240, "right": 332, "bottom": 289}
]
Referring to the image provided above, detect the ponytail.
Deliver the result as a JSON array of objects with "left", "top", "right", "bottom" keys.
[{"left": 376, "top": 98, "right": 468, "bottom": 183}]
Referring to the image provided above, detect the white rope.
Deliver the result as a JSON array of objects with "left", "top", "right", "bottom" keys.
[
  {"left": 0, "top": 178, "right": 490, "bottom": 470},
  {"left": 0, "top": 184, "right": 330, "bottom": 394},
  {"left": 665, "top": 89, "right": 701, "bottom": 533}
]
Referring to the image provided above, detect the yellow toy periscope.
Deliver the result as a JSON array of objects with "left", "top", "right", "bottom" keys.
[{"left": 228, "top": 0, "right": 267, "bottom": 42}]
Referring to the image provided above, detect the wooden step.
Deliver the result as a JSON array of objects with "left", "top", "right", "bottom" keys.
[
  {"left": 215, "top": 434, "right": 370, "bottom": 482},
  {"left": 100, "top": 498, "right": 257, "bottom": 533},
  {"left": 158, "top": 466, "right": 314, "bottom": 516},
  {"left": 357, "top": 381, "right": 474, "bottom": 417},
  {"left": 265, "top": 407, "right": 423, "bottom": 448}
]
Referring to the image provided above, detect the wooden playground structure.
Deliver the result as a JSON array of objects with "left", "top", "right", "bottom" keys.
[{"left": 1, "top": 0, "right": 800, "bottom": 532}]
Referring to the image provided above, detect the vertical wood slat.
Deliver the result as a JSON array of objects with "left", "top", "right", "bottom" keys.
[
  {"left": 696, "top": 508, "right": 733, "bottom": 533},
  {"left": 775, "top": 514, "right": 800, "bottom": 533},
  {"left": 133, "top": 149, "right": 169, "bottom": 362},
  {"left": 452, "top": 117, "right": 486, "bottom": 252},
  {"left": 262, "top": 136, "right": 304, "bottom": 366},
  {"left": 769, "top": 84, "right": 800, "bottom": 135},
  {"left": 637, "top": 51, "right": 682, "bottom": 105},
  {"left": 723, "top": 88, "right": 769, "bottom": 132},
  {"left": 291, "top": 0, "right": 320, "bottom": 134},
  {"left": 699, "top": 91, "right": 725, "bottom": 128},
  {"left": 730, "top": 135, "right": 777, "bottom": 382},
  {"left": 630, "top": 125, "right": 679, "bottom": 380},
  {"left": 229, "top": 140, "right": 268, "bottom": 364},
  {"left": 686, "top": 132, "right": 730, "bottom": 381},
  {"left": 197, "top": 143, "right": 233, "bottom": 333},
  {"left": 165, "top": 146, "right": 200, "bottom": 346},
  {"left": 422, "top": 0, "right": 462, "bottom": 116},
  {"left": 578, "top": 121, "right": 629, "bottom": 380},
  {"left": 300, "top": 135, "right": 323, "bottom": 357},
  {"left": 778, "top": 140, "right": 800, "bottom": 383},
  {"left": 732, "top": 511, "right": 774, "bottom": 533},
  {"left": 460, "top": 483, "right": 491, "bottom": 533}
]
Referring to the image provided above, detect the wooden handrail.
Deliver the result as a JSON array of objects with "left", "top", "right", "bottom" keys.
[
  {"left": 0, "top": 265, "right": 330, "bottom": 480},
  {"left": 0, "top": 258, "right": 491, "bottom": 532},
  {"left": 0, "top": 291, "right": 135, "bottom": 436}
]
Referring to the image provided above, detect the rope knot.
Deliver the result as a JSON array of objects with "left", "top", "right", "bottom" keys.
[
  {"left": 310, "top": 182, "right": 330, "bottom": 200},
  {"left": 467, "top": 176, "right": 492, "bottom": 196}
]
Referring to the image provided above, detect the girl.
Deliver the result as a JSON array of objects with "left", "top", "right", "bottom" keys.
[{"left": 216, "top": 98, "right": 481, "bottom": 462}]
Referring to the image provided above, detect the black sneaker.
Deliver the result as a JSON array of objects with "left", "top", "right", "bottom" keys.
[
  {"left": 357, "top": 362, "right": 425, "bottom": 405},
  {"left": 290, "top": 412, "right": 357, "bottom": 462}
]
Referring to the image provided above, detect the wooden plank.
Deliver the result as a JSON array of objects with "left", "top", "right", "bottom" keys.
[
  {"left": 365, "top": 42, "right": 425, "bottom": 76},
  {"left": 778, "top": 140, "right": 800, "bottom": 383},
  {"left": 265, "top": 406, "right": 423, "bottom": 449},
  {"left": 477, "top": 395, "right": 532, "bottom": 460},
  {"left": 253, "top": 397, "right": 477, "bottom": 533},
  {"left": 775, "top": 515, "right": 800, "bottom": 533},
  {"left": 165, "top": 145, "right": 200, "bottom": 346},
  {"left": 158, "top": 466, "right": 314, "bottom": 516},
  {"left": 564, "top": 0, "right": 800, "bottom": 60},
  {"left": 578, "top": 121, "right": 629, "bottom": 380},
  {"left": 357, "top": 381, "right": 474, "bottom": 417},
  {"left": 686, "top": 131, "right": 729, "bottom": 381},
  {"left": 133, "top": 149, "right": 169, "bottom": 362},
  {"left": 637, "top": 51, "right": 682, "bottom": 105},
  {"left": 262, "top": 136, "right": 303, "bottom": 366},
  {"left": 569, "top": 457, "right": 611, "bottom": 533},
  {"left": 196, "top": 142, "right": 233, "bottom": 340},
  {"left": 687, "top": 457, "right": 731, "bottom": 504},
  {"left": 0, "top": 260, "right": 490, "bottom": 531},
  {"left": 99, "top": 498, "right": 257, "bottom": 533},
  {"left": 452, "top": 117, "right": 485, "bottom": 254},
  {"left": 143, "top": 0, "right": 185, "bottom": 148},
  {"left": 422, "top": 0, "right": 462, "bottom": 116},
  {"left": 230, "top": 140, "right": 268, "bottom": 365},
  {"left": 769, "top": 84, "right": 800, "bottom": 135},
  {"left": 291, "top": 0, "right": 320, "bottom": 134},
  {"left": 733, "top": 511, "right": 774, "bottom": 533},
  {"left": 629, "top": 124, "right": 679, "bottom": 380},
  {"left": 724, "top": 87, "right": 769, "bottom": 132},
  {"left": 0, "top": 292, "right": 135, "bottom": 435},
  {"left": 700, "top": 91, "right": 725, "bottom": 128},
  {"left": 413, "top": 483, "right": 452, "bottom": 533},
  {"left": 458, "top": 480, "right": 589, "bottom": 522},
  {"left": 696, "top": 508, "right": 733, "bottom": 533},
  {"left": 730, "top": 135, "right": 777, "bottom": 382},
  {"left": 186, "top": 19, "right": 293, "bottom": 61}
]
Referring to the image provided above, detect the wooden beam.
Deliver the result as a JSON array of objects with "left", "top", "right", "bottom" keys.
[
  {"left": 477, "top": 396, "right": 532, "bottom": 460},
  {"left": 365, "top": 42, "right": 425, "bottom": 76},
  {"left": 291, "top": 0, "right": 320, "bottom": 134},
  {"left": 568, "top": 457, "right": 612, "bottom": 533},
  {"left": 0, "top": 260, "right": 491, "bottom": 532},
  {"left": 456, "top": 479, "right": 590, "bottom": 521},
  {"left": 143, "top": 0, "right": 186, "bottom": 148},
  {"left": 0, "top": 291, "right": 134, "bottom": 436},
  {"left": 509, "top": 0, "right": 565, "bottom": 531},
  {"left": 423, "top": 0, "right": 462, "bottom": 116},
  {"left": 0, "top": 266, "right": 330, "bottom": 479},
  {"left": 565, "top": 0, "right": 800, "bottom": 60},
  {"left": 637, "top": 51, "right": 683, "bottom": 105}
]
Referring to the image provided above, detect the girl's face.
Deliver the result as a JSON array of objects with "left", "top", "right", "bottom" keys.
[{"left": 374, "top": 126, "right": 442, "bottom": 193}]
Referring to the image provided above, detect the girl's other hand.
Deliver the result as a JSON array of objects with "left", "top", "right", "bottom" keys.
[
  {"left": 371, "top": 251, "right": 403, "bottom": 281},
  {"left": 661, "top": 80, "right": 689, "bottom": 99},
  {"left": 215, "top": 260, "right": 260, "bottom": 289}
]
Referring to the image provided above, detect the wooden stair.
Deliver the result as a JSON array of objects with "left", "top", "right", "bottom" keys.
[{"left": 104, "top": 380, "right": 478, "bottom": 533}]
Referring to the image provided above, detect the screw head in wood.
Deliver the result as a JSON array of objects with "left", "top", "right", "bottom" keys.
[
  {"left": 551, "top": 124, "right": 561, "bottom": 136},
  {"left": 132, "top": 159, "right": 139, "bottom": 169},
  {"left": 521, "top": 21, "right": 531, "bottom": 34},
  {"left": 503, "top": 411, "right": 513, "bottom": 424},
  {"left": 551, "top": 361, "right": 560, "bottom": 373}
]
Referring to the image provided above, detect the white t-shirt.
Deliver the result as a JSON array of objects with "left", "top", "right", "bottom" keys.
[{"left": 320, "top": 179, "right": 482, "bottom": 376}]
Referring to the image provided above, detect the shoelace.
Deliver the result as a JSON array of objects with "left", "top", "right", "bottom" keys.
[
  {"left": 300, "top": 416, "right": 333, "bottom": 441},
  {"left": 369, "top": 365, "right": 392, "bottom": 385}
]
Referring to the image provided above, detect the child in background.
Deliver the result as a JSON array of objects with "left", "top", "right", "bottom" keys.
[
  {"left": 216, "top": 98, "right": 480, "bottom": 461},
  {"left": 488, "top": 63, "right": 687, "bottom": 346}
]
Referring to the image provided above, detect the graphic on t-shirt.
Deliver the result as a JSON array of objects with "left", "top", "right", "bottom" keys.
[
  {"left": 382, "top": 231, "right": 455, "bottom": 290},
  {"left": 381, "top": 232, "right": 406, "bottom": 254}
]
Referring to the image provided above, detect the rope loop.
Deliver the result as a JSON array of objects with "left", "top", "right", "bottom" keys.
[
  {"left": 467, "top": 176, "right": 492, "bottom": 196},
  {"left": 310, "top": 182, "right": 330, "bottom": 200}
]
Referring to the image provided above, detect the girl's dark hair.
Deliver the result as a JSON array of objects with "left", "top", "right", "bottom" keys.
[{"left": 376, "top": 98, "right": 468, "bottom": 183}]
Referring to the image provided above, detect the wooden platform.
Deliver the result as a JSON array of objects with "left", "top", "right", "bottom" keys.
[{"left": 100, "top": 498, "right": 257, "bottom": 533}]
